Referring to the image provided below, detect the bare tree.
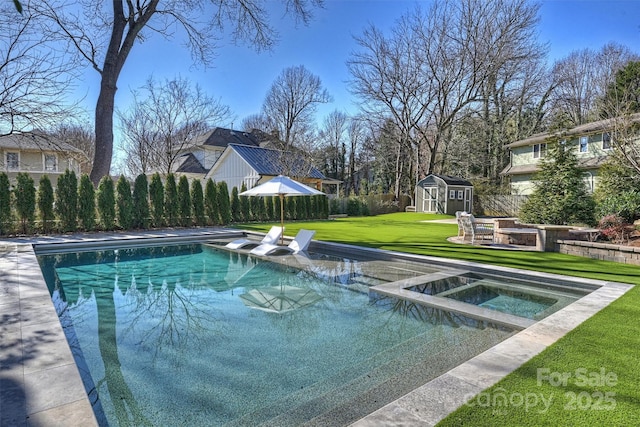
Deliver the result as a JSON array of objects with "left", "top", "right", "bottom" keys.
[
  {"left": 118, "top": 76, "right": 232, "bottom": 175},
  {"left": 36, "top": 0, "right": 323, "bottom": 185},
  {"left": 49, "top": 121, "right": 95, "bottom": 174},
  {"left": 0, "top": 4, "right": 78, "bottom": 135},
  {"left": 261, "top": 65, "right": 332, "bottom": 150},
  {"left": 317, "top": 110, "right": 347, "bottom": 182},
  {"left": 549, "top": 43, "right": 639, "bottom": 127}
]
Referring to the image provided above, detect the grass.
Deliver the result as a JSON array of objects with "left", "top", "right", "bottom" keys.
[{"left": 239, "top": 212, "right": 640, "bottom": 425}]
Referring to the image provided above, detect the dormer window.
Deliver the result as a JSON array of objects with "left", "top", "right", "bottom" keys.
[{"left": 533, "top": 143, "right": 546, "bottom": 159}]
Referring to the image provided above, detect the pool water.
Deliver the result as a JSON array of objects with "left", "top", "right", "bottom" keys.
[
  {"left": 447, "top": 285, "right": 557, "bottom": 319},
  {"left": 37, "top": 244, "right": 514, "bottom": 426}
]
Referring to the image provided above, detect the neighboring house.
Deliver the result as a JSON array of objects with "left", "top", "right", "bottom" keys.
[
  {"left": 500, "top": 116, "right": 640, "bottom": 195},
  {"left": 206, "top": 143, "right": 328, "bottom": 193},
  {"left": 415, "top": 174, "right": 473, "bottom": 215},
  {"left": 172, "top": 127, "right": 272, "bottom": 179},
  {"left": 0, "top": 132, "right": 83, "bottom": 186}
]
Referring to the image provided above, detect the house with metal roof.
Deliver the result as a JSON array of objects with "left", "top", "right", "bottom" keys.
[
  {"left": 206, "top": 143, "right": 328, "bottom": 193},
  {"left": 415, "top": 174, "right": 473, "bottom": 215},
  {"left": 501, "top": 114, "right": 640, "bottom": 195},
  {"left": 0, "top": 132, "right": 83, "bottom": 186},
  {"left": 171, "top": 127, "right": 270, "bottom": 179}
]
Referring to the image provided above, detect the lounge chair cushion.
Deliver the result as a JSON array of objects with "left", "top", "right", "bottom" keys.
[{"left": 226, "top": 226, "right": 283, "bottom": 250}]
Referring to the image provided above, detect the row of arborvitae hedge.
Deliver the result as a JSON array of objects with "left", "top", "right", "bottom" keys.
[{"left": 0, "top": 171, "right": 329, "bottom": 236}]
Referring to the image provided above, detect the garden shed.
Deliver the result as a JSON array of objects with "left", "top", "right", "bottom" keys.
[{"left": 415, "top": 174, "right": 473, "bottom": 215}]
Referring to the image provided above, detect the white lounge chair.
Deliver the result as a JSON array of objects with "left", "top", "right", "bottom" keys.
[
  {"left": 225, "top": 226, "right": 283, "bottom": 250},
  {"left": 250, "top": 229, "right": 316, "bottom": 256}
]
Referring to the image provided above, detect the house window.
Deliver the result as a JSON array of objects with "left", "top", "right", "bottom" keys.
[
  {"left": 602, "top": 132, "right": 612, "bottom": 150},
  {"left": 449, "top": 190, "right": 456, "bottom": 199},
  {"left": 579, "top": 136, "right": 588, "bottom": 153},
  {"left": 533, "top": 143, "right": 546, "bottom": 159},
  {"left": 44, "top": 154, "right": 57, "bottom": 171},
  {"left": 6, "top": 152, "right": 19, "bottom": 170},
  {"left": 457, "top": 190, "right": 464, "bottom": 200}
]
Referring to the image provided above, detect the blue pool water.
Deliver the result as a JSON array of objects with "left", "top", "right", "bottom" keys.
[{"left": 38, "top": 244, "right": 514, "bottom": 426}]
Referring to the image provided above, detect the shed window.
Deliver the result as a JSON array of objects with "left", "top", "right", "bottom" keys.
[
  {"left": 457, "top": 190, "right": 464, "bottom": 200},
  {"left": 533, "top": 143, "right": 546, "bottom": 158},
  {"left": 44, "top": 154, "right": 57, "bottom": 171},
  {"left": 602, "top": 132, "right": 612, "bottom": 150},
  {"left": 579, "top": 136, "right": 588, "bottom": 153},
  {"left": 449, "top": 190, "right": 456, "bottom": 199},
  {"left": 6, "top": 152, "right": 18, "bottom": 170}
]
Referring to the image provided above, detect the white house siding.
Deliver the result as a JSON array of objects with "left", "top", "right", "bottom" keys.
[{"left": 208, "top": 150, "right": 257, "bottom": 193}]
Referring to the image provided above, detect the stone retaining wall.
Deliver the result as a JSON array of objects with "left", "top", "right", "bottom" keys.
[{"left": 556, "top": 239, "right": 640, "bottom": 265}]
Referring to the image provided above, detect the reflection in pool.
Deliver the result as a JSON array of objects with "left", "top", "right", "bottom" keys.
[{"left": 37, "top": 244, "right": 514, "bottom": 426}]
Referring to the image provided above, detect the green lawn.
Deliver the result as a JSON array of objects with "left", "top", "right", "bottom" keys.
[{"left": 239, "top": 212, "right": 640, "bottom": 425}]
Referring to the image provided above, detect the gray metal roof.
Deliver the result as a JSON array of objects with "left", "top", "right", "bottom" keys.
[{"left": 230, "top": 144, "right": 326, "bottom": 179}]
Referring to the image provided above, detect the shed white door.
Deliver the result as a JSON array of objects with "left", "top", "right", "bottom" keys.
[
  {"left": 423, "top": 187, "right": 438, "bottom": 212},
  {"left": 464, "top": 188, "right": 472, "bottom": 213}
]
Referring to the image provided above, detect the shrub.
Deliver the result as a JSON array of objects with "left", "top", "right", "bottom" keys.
[
  {"left": 0, "top": 172, "right": 10, "bottom": 234},
  {"left": 519, "top": 142, "right": 595, "bottom": 225},
  {"left": 132, "top": 174, "right": 149, "bottom": 229},
  {"left": 177, "top": 175, "right": 191, "bottom": 226},
  {"left": 191, "top": 179, "right": 205, "bottom": 226},
  {"left": 55, "top": 170, "right": 78, "bottom": 232},
  {"left": 116, "top": 175, "right": 134, "bottom": 229},
  {"left": 230, "top": 186, "right": 241, "bottom": 222},
  {"left": 14, "top": 173, "right": 35, "bottom": 234},
  {"left": 595, "top": 191, "right": 640, "bottom": 223},
  {"left": 97, "top": 176, "right": 116, "bottom": 230},
  {"left": 265, "top": 196, "right": 274, "bottom": 221},
  {"left": 217, "top": 181, "right": 231, "bottom": 225},
  {"left": 598, "top": 214, "right": 631, "bottom": 243},
  {"left": 149, "top": 173, "right": 164, "bottom": 228},
  {"left": 239, "top": 182, "right": 250, "bottom": 221},
  {"left": 37, "top": 175, "right": 54, "bottom": 233},
  {"left": 77, "top": 174, "right": 96, "bottom": 231},
  {"left": 204, "top": 179, "right": 219, "bottom": 225},
  {"left": 164, "top": 174, "right": 178, "bottom": 227}
]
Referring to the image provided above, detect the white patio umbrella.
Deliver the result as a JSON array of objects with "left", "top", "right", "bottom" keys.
[{"left": 240, "top": 175, "right": 325, "bottom": 245}]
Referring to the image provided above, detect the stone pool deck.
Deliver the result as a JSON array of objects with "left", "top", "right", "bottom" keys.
[{"left": 0, "top": 229, "right": 633, "bottom": 426}]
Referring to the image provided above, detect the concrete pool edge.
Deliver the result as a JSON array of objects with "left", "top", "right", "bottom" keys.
[{"left": 0, "top": 230, "right": 633, "bottom": 426}]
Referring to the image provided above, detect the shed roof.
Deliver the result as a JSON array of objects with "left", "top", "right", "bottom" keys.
[
  {"left": 418, "top": 174, "right": 472, "bottom": 187},
  {"left": 230, "top": 144, "right": 326, "bottom": 179}
]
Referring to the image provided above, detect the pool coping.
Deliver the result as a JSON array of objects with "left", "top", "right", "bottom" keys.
[{"left": 0, "top": 229, "right": 632, "bottom": 426}]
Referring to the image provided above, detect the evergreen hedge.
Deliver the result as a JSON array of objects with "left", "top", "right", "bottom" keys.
[
  {"left": 55, "top": 170, "right": 78, "bottom": 232},
  {"left": 164, "top": 174, "right": 178, "bottom": 227},
  {"left": 37, "top": 175, "right": 54, "bottom": 233},
  {"left": 204, "top": 179, "right": 219, "bottom": 225},
  {"left": 230, "top": 186, "right": 241, "bottom": 223},
  {"left": 132, "top": 173, "right": 149, "bottom": 229},
  {"left": 149, "top": 173, "right": 164, "bottom": 228},
  {"left": 116, "top": 175, "right": 134, "bottom": 230},
  {"left": 217, "top": 181, "right": 231, "bottom": 225},
  {"left": 77, "top": 174, "right": 96, "bottom": 231},
  {"left": 14, "top": 172, "right": 35, "bottom": 234},
  {"left": 177, "top": 175, "right": 191, "bottom": 227},
  {"left": 97, "top": 176, "right": 116, "bottom": 230},
  {"left": 191, "top": 179, "right": 205, "bottom": 226},
  {"left": 0, "top": 173, "right": 10, "bottom": 235}
]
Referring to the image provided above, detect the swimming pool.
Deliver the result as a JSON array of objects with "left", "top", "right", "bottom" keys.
[{"left": 36, "top": 241, "right": 589, "bottom": 426}]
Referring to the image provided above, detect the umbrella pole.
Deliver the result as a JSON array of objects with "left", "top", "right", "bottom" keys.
[{"left": 280, "top": 194, "right": 285, "bottom": 245}]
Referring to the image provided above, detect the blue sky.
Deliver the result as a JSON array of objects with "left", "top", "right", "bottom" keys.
[{"left": 76, "top": 0, "right": 640, "bottom": 132}]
